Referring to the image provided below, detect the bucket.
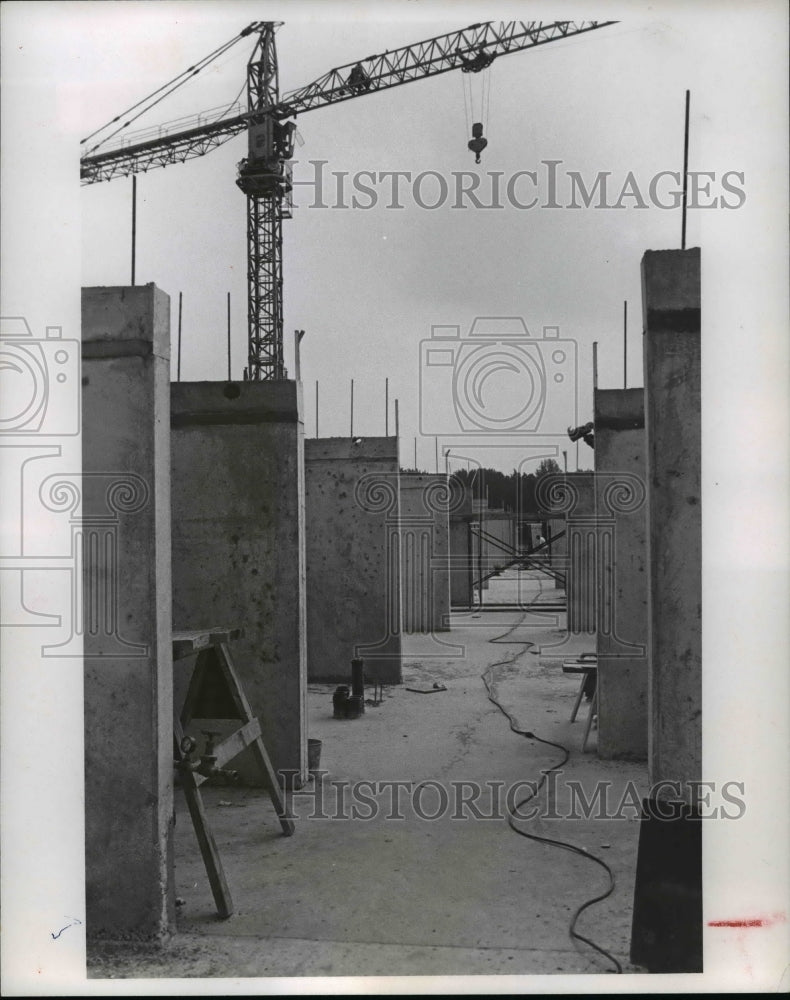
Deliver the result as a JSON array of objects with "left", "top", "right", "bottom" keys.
[{"left": 307, "top": 738, "right": 323, "bottom": 775}]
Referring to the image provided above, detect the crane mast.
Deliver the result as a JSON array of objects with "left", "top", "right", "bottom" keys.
[
  {"left": 80, "top": 20, "right": 616, "bottom": 382},
  {"left": 236, "top": 23, "right": 294, "bottom": 380}
]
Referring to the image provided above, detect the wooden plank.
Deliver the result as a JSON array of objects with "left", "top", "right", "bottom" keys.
[
  {"left": 248, "top": 735, "right": 296, "bottom": 837},
  {"left": 582, "top": 688, "right": 599, "bottom": 753},
  {"left": 173, "top": 630, "right": 213, "bottom": 660},
  {"left": 189, "top": 719, "right": 262, "bottom": 787},
  {"left": 569, "top": 675, "right": 586, "bottom": 723},
  {"left": 213, "top": 718, "right": 261, "bottom": 769},
  {"left": 212, "top": 643, "right": 255, "bottom": 721},
  {"left": 213, "top": 643, "right": 295, "bottom": 836},
  {"left": 173, "top": 626, "right": 244, "bottom": 659},
  {"left": 209, "top": 626, "right": 244, "bottom": 644},
  {"left": 174, "top": 721, "right": 234, "bottom": 918},
  {"left": 562, "top": 661, "right": 598, "bottom": 675}
]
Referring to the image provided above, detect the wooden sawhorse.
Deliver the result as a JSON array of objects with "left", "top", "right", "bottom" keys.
[
  {"left": 173, "top": 627, "right": 295, "bottom": 919},
  {"left": 562, "top": 657, "right": 598, "bottom": 753}
]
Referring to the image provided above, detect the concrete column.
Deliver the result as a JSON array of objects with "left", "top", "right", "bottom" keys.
[
  {"left": 81, "top": 285, "right": 174, "bottom": 939},
  {"left": 170, "top": 381, "right": 307, "bottom": 788},
  {"left": 399, "top": 473, "right": 452, "bottom": 633},
  {"left": 535, "top": 471, "right": 596, "bottom": 656},
  {"left": 540, "top": 472, "right": 597, "bottom": 635},
  {"left": 642, "top": 249, "right": 702, "bottom": 794},
  {"left": 305, "top": 437, "right": 401, "bottom": 684},
  {"left": 449, "top": 519, "right": 473, "bottom": 607},
  {"left": 449, "top": 486, "right": 474, "bottom": 608},
  {"left": 594, "top": 388, "right": 648, "bottom": 760},
  {"left": 630, "top": 247, "right": 702, "bottom": 973}
]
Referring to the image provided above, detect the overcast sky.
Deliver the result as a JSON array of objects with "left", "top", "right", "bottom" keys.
[
  {"left": 51, "top": 1, "right": 777, "bottom": 472},
  {"left": 1, "top": 0, "right": 786, "bottom": 476}
]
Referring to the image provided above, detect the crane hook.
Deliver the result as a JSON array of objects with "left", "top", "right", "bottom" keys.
[{"left": 468, "top": 121, "right": 487, "bottom": 165}]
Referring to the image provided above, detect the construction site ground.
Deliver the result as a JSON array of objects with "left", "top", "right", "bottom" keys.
[{"left": 88, "top": 569, "right": 648, "bottom": 983}]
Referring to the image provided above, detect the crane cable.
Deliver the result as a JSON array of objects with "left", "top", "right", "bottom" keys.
[
  {"left": 484, "top": 60, "right": 493, "bottom": 137},
  {"left": 460, "top": 71, "right": 471, "bottom": 136},
  {"left": 80, "top": 24, "right": 256, "bottom": 154},
  {"left": 480, "top": 574, "right": 623, "bottom": 974},
  {"left": 460, "top": 62, "right": 493, "bottom": 152}
]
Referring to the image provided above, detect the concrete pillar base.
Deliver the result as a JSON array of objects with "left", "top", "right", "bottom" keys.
[{"left": 630, "top": 799, "right": 703, "bottom": 972}]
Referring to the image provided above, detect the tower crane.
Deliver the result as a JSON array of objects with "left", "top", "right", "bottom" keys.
[{"left": 81, "top": 20, "right": 615, "bottom": 381}]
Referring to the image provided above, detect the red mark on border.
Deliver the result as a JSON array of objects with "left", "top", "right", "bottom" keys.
[{"left": 708, "top": 912, "right": 786, "bottom": 928}]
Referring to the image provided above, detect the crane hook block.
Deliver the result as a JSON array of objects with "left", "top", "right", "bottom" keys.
[{"left": 468, "top": 122, "right": 487, "bottom": 164}]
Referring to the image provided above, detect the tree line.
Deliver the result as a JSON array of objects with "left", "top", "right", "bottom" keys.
[{"left": 399, "top": 458, "right": 590, "bottom": 516}]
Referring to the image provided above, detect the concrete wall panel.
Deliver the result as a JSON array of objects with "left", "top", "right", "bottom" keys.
[
  {"left": 305, "top": 437, "right": 401, "bottom": 684},
  {"left": 594, "top": 387, "right": 648, "bottom": 760},
  {"left": 449, "top": 518, "right": 474, "bottom": 607},
  {"left": 448, "top": 485, "right": 474, "bottom": 608},
  {"left": 538, "top": 473, "right": 597, "bottom": 635},
  {"left": 399, "top": 473, "right": 452, "bottom": 633},
  {"left": 170, "top": 381, "right": 307, "bottom": 788}
]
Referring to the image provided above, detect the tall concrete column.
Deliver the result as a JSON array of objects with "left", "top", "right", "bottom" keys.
[
  {"left": 630, "top": 247, "right": 702, "bottom": 973},
  {"left": 594, "top": 388, "right": 648, "bottom": 760},
  {"left": 170, "top": 381, "right": 307, "bottom": 788},
  {"left": 81, "top": 285, "right": 174, "bottom": 939},
  {"left": 643, "top": 249, "right": 702, "bottom": 794},
  {"left": 305, "top": 437, "right": 402, "bottom": 684}
]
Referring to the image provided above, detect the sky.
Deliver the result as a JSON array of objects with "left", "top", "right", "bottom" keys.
[
  {"left": 55, "top": 0, "right": 778, "bottom": 473},
  {"left": 1, "top": 1, "right": 789, "bottom": 992},
  {"left": 2, "top": 0, "right": 786, "bottom": 476}
]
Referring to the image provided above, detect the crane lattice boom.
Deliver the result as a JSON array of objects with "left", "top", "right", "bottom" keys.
[{"left": 80, "top": 20, "right": 616, "bottom": 380}]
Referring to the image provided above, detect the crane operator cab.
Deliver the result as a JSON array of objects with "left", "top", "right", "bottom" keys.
[
  {"left": 237, "top": 118, "right": 296, "bottom": 198},
  {"left": 468, "top": 121, "right": 487, "bottom": 164}
]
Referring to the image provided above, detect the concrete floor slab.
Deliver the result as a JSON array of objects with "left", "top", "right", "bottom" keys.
[{"left": 89, "top": 570, "right": 647, "bottom": 980}]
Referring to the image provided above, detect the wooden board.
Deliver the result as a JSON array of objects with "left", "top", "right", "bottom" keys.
[{"left": 172, "top": 627, "right": 244, "bottom": 661}]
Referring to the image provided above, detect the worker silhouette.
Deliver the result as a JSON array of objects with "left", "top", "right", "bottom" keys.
[
  {"left": 568, "top": 421, "right": 595, "bottom": 449},
  {"left": 347, "top": 63, "right": 371, "bottom": 94}
]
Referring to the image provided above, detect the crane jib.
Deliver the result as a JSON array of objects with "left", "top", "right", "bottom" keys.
[
  {"left": 80, "top": 21, "right": 617, "bottom": 179},
  {"left": 80, "top": 19, "right": 617, "bottom": 379}
]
